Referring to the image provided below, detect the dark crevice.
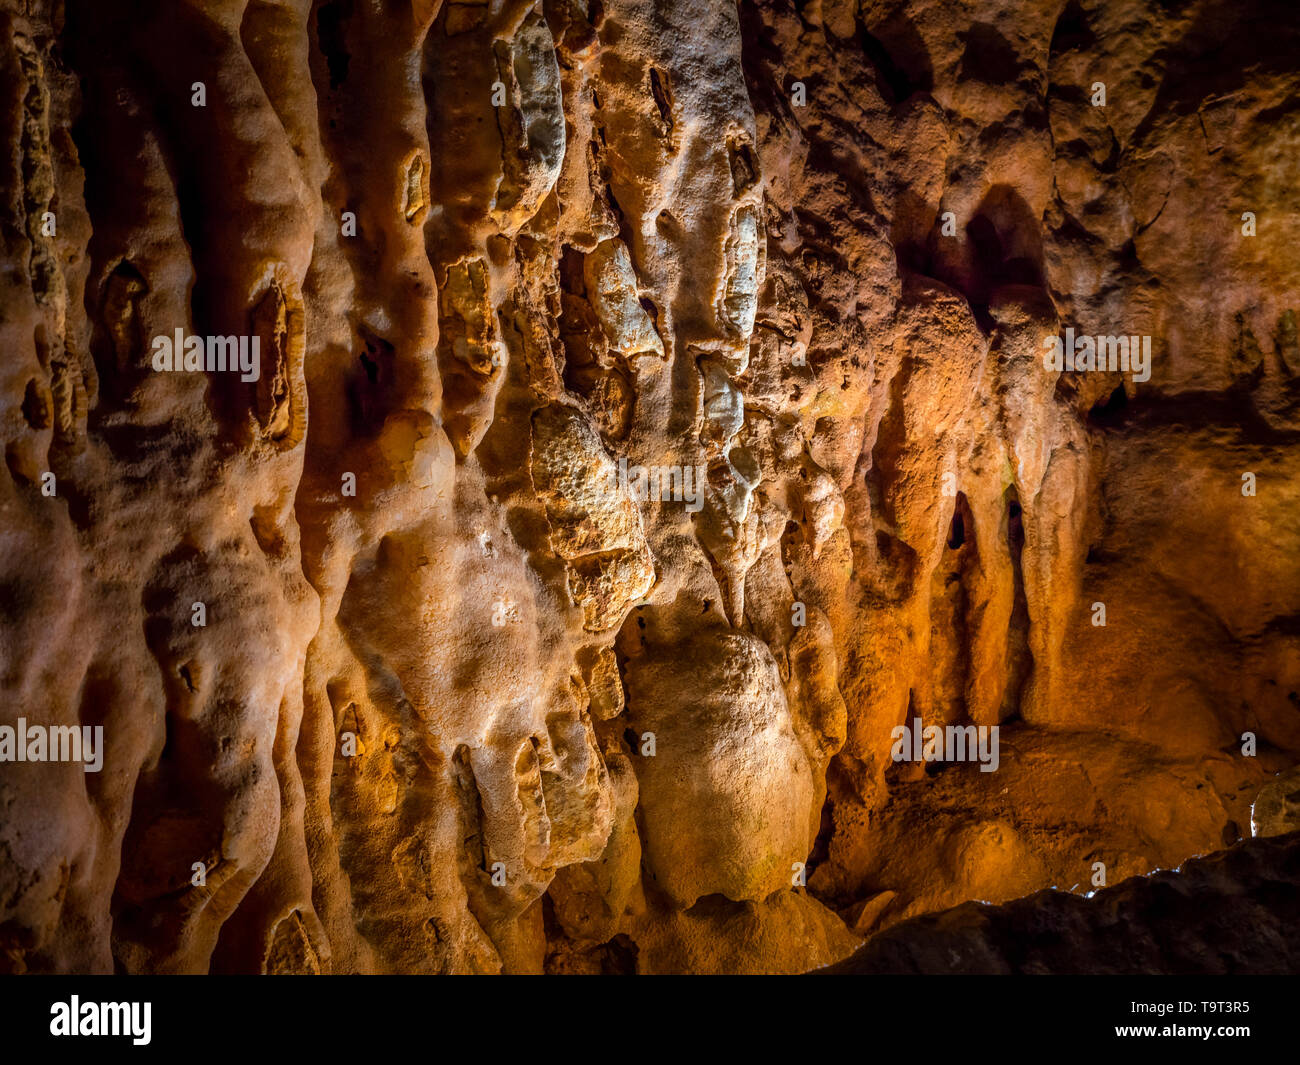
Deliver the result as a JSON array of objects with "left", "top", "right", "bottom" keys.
[
  {"left": 728, "top": 138, "right": 758, "bottom": 197},
  {"left": 1001, "top": 487, "right": 1033, "bottom": 722},
  {"left": 21, "top": 379, "right": 51, "bottom": 430},
  {"left": 959, "top": 23, "right": 1022, "bottom": 85},
  {"left": 857, "top": 19, "right": 932, "bottom": 104},
  {"left": 1050, "top": 0, "right": 1097, "bottom": 55},
  {"left": 805, "top": 792, "right": 836, "bottom": 878},
  {"left": 316, "top": 0, "right": 354, "bottom": 91},
  {"left": 648, "top": 66, "right": 674, "bottom": 137},
  {"left": 947, "top": 496, "right": 968, "bottom": 550},
  {"left": 348, "top": 325, "right": 397, "bottom": 435},
  {"left": 1088, "top": 382, "right": 1129, "bottom": 427}
]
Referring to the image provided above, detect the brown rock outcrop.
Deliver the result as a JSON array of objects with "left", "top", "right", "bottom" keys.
[
  {"left": 819, "top": 830, "right": 1300, "bottom": 975},
  {"left": 1252, "top": 766, "right": 1300, "bottom": 838},
  {"left": 0, "top": 0, "right": 1296, "bottom": 975}
]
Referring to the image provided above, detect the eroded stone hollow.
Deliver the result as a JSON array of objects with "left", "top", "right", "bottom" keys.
[{"left": 0, "top": 0, "right": 1297, "bottom": 975}]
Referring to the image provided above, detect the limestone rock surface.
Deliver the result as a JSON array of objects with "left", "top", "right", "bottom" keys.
[
  {"left": 0, "top": 0, "right": 1297, "bottom": 975},
  {"left": 820, "top": 831, "right": 1300, "bottom": 975}
]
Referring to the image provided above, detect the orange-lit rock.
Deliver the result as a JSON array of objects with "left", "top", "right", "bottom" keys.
[{"left": 0, "top": 0, "right": 1296, "bottom": 975}]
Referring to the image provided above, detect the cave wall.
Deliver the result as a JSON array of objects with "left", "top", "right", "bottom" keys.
[
  {"left": 821, "top": 829, "right": 1300, "bottom": 975},
  {"left": 0, "top": 0, "right": 1296, "bottom": 974}
]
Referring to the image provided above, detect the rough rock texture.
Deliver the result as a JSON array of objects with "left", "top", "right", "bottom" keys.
[
  {"left": 820, "top": 830, "right": 1300, "bottom": 974},
  {"left": 0, "top": 0, "right": 1296, "bottom": 974},
  {"left": 1252, "top": 765, "right": 1300, "bottom": 837}
]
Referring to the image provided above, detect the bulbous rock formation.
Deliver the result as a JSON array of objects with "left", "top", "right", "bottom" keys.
[{"left": 0, "top": 0, "right": 1296, "bottom": 974}]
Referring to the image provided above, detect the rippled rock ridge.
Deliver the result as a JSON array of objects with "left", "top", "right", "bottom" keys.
[{"left": 0, "top": 0, "right": 1296, "bottom": 974}]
